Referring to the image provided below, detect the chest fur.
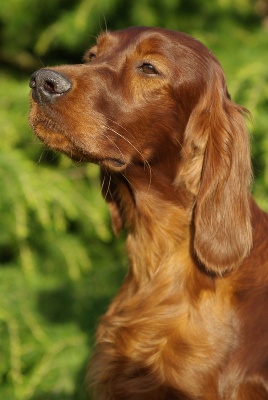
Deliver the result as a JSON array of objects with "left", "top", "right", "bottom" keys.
[{"left": 94, "top": 272, "right": 236, "bottom": 397}]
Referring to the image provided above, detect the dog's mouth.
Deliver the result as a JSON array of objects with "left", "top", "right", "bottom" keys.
[
  {"left": 46, "top": 143, "right": 127, "bottom": 172},
  {"left": 32, "top": 124, "right": 127, "bottom": 171},
  {"left": 29, "top": 107, "right": 127, "bottom": 171},
  {"left": 98, "top": 158, "right": 126, "bottom": 170},
  {"left": 29, "top": 100, "right": 129, "bottom": 172}
]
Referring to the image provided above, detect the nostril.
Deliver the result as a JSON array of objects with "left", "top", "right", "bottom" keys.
[
  {"left": 29, "top": 69, "right": 72, "bottom": 104},
  {"left": 43, "top": 80, "right": 57, "bottom": 94},
  {"left": 29, "top": 76, "right": 36, "bottom": 89}
]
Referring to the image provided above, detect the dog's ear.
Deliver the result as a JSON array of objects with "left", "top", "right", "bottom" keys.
[
  {"left": 100, "top": 169, "right": 123, "bottom": 235},
  {"left": 181, "top": 74, "right": 252, "bottom": 274}
]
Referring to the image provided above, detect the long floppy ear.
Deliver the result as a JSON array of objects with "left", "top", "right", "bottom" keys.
[
  {"left": 100, "top": 168, "right": 123, "bottom": 235},
  {"left": 182, "top": 74, "right": 252, "bottom": 274}
]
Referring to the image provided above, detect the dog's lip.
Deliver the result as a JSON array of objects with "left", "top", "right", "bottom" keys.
[{"left": 98, "top": 158, "right": 126, "bottom": 170}]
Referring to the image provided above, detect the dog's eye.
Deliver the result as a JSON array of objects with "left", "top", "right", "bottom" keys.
[
  {"left": 88, "top": 52, "right": 97, "bottom": 61},
  {"left": 140, "top": 63, "right": 158, "bottom": 75},
  {"left": 83, "top": 49, "right": 97, "bottom": 63}
]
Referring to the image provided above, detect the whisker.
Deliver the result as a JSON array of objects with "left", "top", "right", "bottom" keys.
[
  {"left": 105, "top": 117, "right": 138, "bottom": 144},
  {"left": 37, "top": 149, "right": 45, "bottom": 164},
  {"left": 102, "top": 15, "right": 108, "bottom": 33},
  {"left": 102, "top": 120, "right": 153, "bottom": 193},
  {"left": 144, "top": 160, "right": 153, "bottom": 193},
  {"left": 173, "top": 136, "right": 187, "bottom": 158},
  {"left": 121, "top": 171, "right": 137, "bottom": 193},
  {"left": 103, "top": 133, "right": 127, "bottom": 164},
  {"left": 104, "top": 172, "right": 112, "bottom": 201},
  {"left": 96, "top": 168, "right": 111, "bottom": 201},
  {"left": 101, "top": 124, "right": 154, "bottom": 183}
]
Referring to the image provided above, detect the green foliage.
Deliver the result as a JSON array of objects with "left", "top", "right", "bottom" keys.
[
  {"left": 0, "top": 0, "right": 268, "bottom": 398},
  {"left": 0, "top": 70, "right": 126, "bottom": 398}
]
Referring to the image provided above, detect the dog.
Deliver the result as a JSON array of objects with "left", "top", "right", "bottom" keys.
[{"left": 29, "top": 26, "right": 268, "bottom": 399}]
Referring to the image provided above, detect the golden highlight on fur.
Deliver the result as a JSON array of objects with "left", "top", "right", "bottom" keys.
[{"left": 29, "top": 27, "right": 268, "bottom": 399}]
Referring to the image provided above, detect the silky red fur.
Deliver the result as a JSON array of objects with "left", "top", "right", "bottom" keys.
[{"left": 29, "top": 27, "right": 268, "bottom": 399}]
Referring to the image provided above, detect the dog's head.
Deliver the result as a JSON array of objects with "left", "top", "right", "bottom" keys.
[{"left": 29, "top": 26, "right": 252, "bottom": 274}]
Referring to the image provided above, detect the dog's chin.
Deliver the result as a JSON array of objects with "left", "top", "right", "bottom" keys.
[
  {"left": 98, "top": 158, "right": 127, "bottom": 172},
  {"left": 31, "top": 126, "right": 125, "bottom": 170},
  {"left": 64, "top": 147, "right": 127, "bottom": 171},
  {"left": 36, "top": 134, "right": 127, "bottom": 171},
  {"left": 70, "top": 153, "right": 127, "bottom": 172},
  {"left": 53, "top": 148, "right": 127, "bottom": 171}
]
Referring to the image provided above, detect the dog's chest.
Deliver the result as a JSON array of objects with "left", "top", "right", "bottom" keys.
[{"left": 96, "top": 283, "right": 236, "bottom": 395}]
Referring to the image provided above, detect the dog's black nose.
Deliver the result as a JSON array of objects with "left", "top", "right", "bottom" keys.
[{"left": 29, "top": 69, "right": 72, "bottom": 104}]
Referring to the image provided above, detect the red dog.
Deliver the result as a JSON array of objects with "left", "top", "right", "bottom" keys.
[{"left": 29, "top": 27, "right": 268, "bottom": 399}]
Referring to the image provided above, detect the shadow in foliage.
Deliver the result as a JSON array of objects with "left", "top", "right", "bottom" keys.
[
  {"left": 37, "top": 237, "right": 127, "bottom": 331},
  {"left": 36, "top": 238, "right": 126, "bottom": 399},
  {"left": 37, "top": 283, "right": 75, "bottom": 324}
]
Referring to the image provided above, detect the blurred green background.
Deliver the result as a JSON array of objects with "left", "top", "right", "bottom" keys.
[{"left": 0, "top": 0, "right": 268, "bottom": 399}]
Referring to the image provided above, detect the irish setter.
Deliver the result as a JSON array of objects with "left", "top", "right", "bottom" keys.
[{"left": 29, "top": 27, "right": 268, "bottom": 399}]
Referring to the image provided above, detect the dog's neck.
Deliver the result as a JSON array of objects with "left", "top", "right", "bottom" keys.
[{"left": 114, "top": 168, "right": 195, "bottom": 287}]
